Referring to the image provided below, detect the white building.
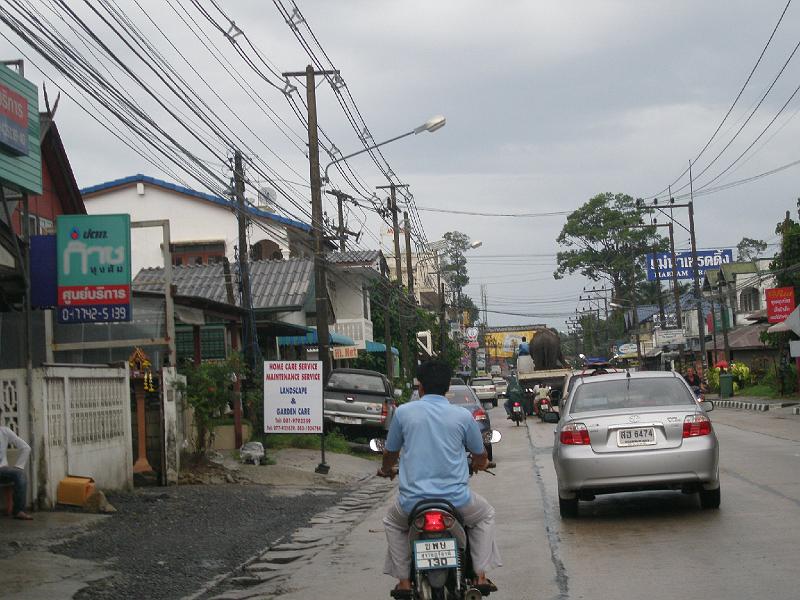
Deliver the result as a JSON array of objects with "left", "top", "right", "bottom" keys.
[{"left": 81, "top": 174, "right": 314, "bottom": 273}]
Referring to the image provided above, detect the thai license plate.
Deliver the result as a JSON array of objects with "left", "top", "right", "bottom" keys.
[
  {"left": 333, "top": 416, "right": 361, "bottom": 424},
  {"left": 414, "top": 538, "right": 458, "bottom": 570},
  {"left": 617, "top": 427, "right": 656, "bottom": 447},
  {"left": 512, "top": 405, "right": 522, "bottom": 412}
]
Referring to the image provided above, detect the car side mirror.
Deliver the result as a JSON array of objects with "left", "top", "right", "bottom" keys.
[
  {"left": 701, "top": 400, "right": 714, "bottom": 412},
  {"left": 543, "top": 411, "right": 560, "bottom": 423},
  {"left": 482, "top": 402, "right": 494, "bottom": 411}
]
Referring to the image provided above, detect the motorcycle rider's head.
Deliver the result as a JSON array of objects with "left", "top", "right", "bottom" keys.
[{"left": 417, "top": 360, "right": 452, "bottom": 396}]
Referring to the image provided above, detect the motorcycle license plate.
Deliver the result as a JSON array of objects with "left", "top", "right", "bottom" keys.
[
  {"left": 512, "top": 406, "right": 522, "bottom": 412},
  {"left": 414, "top": 538, "right": 457, "bottom": 570}
]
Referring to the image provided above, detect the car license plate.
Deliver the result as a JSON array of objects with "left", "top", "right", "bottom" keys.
[
  {"left": 414, "top": 538, "right": 457, "bottom": 570},
  {"left": 512, "top": 405, "right": 522, "bottom": 412},
  {"left": 617, "top": 427, "right": 656, "bottom": 447},
  {"left": 333, "top": 416, "right": 361, "bottom": 425}
]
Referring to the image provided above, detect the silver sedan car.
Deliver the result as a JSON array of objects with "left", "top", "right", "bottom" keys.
[{"left": 551, "top": 371, "right": 719, "bottom": 518}]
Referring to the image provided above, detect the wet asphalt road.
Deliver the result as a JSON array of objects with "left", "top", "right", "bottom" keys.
[
  {"left": 252, "top": 406, "right": 800, "bottom": 600},
  {"left": 52, "top": 485, "right": 342, "bottom": 600}
]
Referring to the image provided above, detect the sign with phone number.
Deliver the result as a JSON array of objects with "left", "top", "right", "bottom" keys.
[{"left": 59, "top": 304, "right": 131, "bottom": 324}]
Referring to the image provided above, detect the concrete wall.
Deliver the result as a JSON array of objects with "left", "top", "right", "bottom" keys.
[{"left": 83, "top": 182, "right": 291, "bottom": 273}]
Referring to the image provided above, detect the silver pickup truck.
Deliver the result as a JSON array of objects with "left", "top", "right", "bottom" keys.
[{"left": 323, "top": 368, "right": 398, "bottom": 437}]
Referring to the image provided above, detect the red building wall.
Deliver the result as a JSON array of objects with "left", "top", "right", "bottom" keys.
[{"left": 11, "top": 157, "right": 61, "bottom": 235}]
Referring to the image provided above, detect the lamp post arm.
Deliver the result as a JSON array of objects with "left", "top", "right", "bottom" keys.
[{"left": 323, "top": 129, "right": 415, "bottom": 182}]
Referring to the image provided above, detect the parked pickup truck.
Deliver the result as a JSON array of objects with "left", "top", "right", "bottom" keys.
[{"left": 323, "top": 368, "right": 398, "bottom": 438}]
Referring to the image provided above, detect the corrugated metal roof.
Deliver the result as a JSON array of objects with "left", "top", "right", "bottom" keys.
[
  {"left": 327, "top": 250, "right": 382, "bottom": 264},
  {"left": 81, "top": 174, "right": 310, "bottom": 232},
  {"left": 132, "top": 258, "right": 313, "bottom": 310}
]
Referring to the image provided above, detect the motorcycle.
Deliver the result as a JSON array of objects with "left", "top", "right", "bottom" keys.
[
  {"left": 510, "top": 401, "right": 525, "bottom": 426},
  {"left": 370, "top": 431, "right": 502, "bottom": 600}
]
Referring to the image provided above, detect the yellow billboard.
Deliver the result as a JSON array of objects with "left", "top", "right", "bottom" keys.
[{"left": 484, "top": 330, "right": 538, "bottom": 359}]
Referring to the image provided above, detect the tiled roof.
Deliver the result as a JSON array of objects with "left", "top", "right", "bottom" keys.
[
  {"left": 133, "top": 258, "right": 313, "bottom": 310},
  {"left": 80, "top": 174, "right": 310, "bottom": 232},
  {"left": 327, "top": 250, "right": 383, "bottom": 264}
]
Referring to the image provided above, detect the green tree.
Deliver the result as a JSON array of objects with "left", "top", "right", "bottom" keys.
[
  {"left": 736, "top": 237, "right": 768, "bottom": 262},
  {"left": 440, "top": 231, "right": 479, "bottom": 323},
  {"left": 770, "top": 206, "right": 800, "bottom": 288},
  {"left": 554, "top": 193, "right": 667, "bottom": 301}
]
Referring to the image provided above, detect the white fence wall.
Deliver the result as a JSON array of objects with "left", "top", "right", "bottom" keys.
[{"left": 35, "top": 365, "right": 133, "bottom": 508}]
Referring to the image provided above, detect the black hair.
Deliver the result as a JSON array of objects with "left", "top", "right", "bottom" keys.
[{"left": 417, "top": 360, "right": 452, "bottom": 396}]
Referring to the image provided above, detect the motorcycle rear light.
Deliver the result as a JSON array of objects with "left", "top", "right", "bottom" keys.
[
  {"left": 513, "top": 402, "right": 521, "bottom": 407},
  {"left": 473, "top": 408, "right": 488, "bottom": 421},
  {"left": 560, "top": 422, "right": 590, "bottom": 445},
  {"left": 683, "top": 414, "right": 712, "bottom": 437},
  {"left": 416, "top": 511, "right": 454, "bottom": 532}
]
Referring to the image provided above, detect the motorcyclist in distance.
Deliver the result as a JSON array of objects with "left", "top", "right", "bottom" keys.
[
  {"left": 377, "top": 360, "right": 502, "bottom": 597},
  {"left": 504, "top": 374, "right": 523, "bottom": 419}
]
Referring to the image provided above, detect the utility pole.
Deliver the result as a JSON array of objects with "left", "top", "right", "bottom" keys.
[
  {"left": 377, "top": 183, "right": 409, "bottom": 381},
  {"left": 283, "top": 65, "right": 339, "bottom": 475},
  {"left": 325, "top": 190, "right": 359, "bottom": 252},
  {"left": 439, "top": 280, "right": 447, "bottom": 356},
  {"left": 233, "top": 150, "right": 251, "bottom": 449},
  {"left": 688, "top": 200, "right": 706, "bottom": 372},
  {"left": 668, "top": 222, "right": 682, "bottom": 328},
  {"left": 403, "top": 211, "right": 416, "bottom": 378}
]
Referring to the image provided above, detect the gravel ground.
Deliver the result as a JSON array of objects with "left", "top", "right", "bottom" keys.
[{"left": 52, "top": 484, "right": 343, "bottom": 600}]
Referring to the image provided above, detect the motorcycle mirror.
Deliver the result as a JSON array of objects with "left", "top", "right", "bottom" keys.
[
  {"left": 543, "top": 412, "right": 559, "bottom": 424},
  {"left": 488, "top": 430, "right": 502, "bottom": 444},
  {"left": 369, "top": 438, "right": 385, "bottom": 452}
]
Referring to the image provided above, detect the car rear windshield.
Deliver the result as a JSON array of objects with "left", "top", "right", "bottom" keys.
[
  {"left": 570, "top": 378, "right": 695, "bottom": 413},
  {"left": 327, "top": 372, "right": 386, "bottom": 393},
  {"left": 445, "top": 387, "right": 479, "bottom": 405},
  {"left": 472, "top": 378, "right": 493, "bottom": 386}
]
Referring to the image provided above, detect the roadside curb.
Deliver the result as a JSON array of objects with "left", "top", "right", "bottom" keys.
[{"left": 714, "top": 399, "right": 799, "bottom": 412}]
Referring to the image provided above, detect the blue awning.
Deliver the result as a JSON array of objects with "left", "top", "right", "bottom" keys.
[
  {"left": 365, "top": 340, "right": 399, "bottom": 356},
  {"left": 277, "top": 327, "right": 355, "bottom": 347}
]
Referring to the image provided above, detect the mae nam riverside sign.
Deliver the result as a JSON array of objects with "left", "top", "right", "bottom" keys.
[
  {"left": 646, "top": 249, "right": 733, "bottom": 281},
  {"left": 56, "top": 214, "right": 132, "bottom": 323}
]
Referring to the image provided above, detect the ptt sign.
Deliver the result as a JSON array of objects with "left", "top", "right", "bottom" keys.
[{"left": 56, "top": 214, "right": 132, "bottom": 323}]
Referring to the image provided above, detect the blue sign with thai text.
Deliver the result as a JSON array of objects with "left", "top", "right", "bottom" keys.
[{"left": 646, "top": 249, "right": 733, "bottom": 281}]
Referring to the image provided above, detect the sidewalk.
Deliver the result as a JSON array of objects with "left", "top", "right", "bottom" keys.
[{"left": 707, "top": 393, "right": 800, "bottom": 414}]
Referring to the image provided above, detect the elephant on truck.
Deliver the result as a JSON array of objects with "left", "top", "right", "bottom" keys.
[{"left": 530, "top": 328, "right": 566, "bottom": 371}]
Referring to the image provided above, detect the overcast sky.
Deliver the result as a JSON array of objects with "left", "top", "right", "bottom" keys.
[{"left": 2, "top": 0, "right": 799, "bottom": 330}]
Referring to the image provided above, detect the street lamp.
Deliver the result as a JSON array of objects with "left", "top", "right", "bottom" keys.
[{"left": 323, "top": 115, "right": 446, "bottom": 182}]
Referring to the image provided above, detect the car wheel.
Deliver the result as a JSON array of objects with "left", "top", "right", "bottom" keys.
[
  {"left": 559, "top": 496, "right": 578, "bottom": 518},
  {"left": 699, "top": 486, "right": 721, "bottom": 509}
]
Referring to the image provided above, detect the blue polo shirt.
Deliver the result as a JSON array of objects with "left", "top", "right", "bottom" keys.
[{"left": 385, "top": 394, "right": 486, "bottom": 514}]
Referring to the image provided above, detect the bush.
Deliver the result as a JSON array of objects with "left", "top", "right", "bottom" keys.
[{"left": 256, "top": 430, "right": 351, "bottom": 454}]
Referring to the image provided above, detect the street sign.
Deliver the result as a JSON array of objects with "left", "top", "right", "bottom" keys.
[
  {"left": 56, "top": 214, "right": 132, "bottom": 324},
  {"left": 646, "top": 249, "right": 732, "bottom": 281},
  {"left": 0, "top": 65, "right": 41, "bottom": 194},
  {"left": 332, "top": 346, "right": 358, "bottom": 360},
  {"left": 263, "top": 361, "right": 323, "bottom": 434},
  {"left": 766, "top": 287, "right": 795, "bottom": 323},
  {"left": 655, "top": 328, "right": 686, "bottom": 345},
  {"left": 466, "top": 327, "right": 478, "bottom": 341},
  {"left": 618, "top": 343, "right": 637, "bottom": 354}
]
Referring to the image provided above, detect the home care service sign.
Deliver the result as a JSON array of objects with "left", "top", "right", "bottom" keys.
[{"left": 263, "top": 361, "right": 323, "bottom": 434}]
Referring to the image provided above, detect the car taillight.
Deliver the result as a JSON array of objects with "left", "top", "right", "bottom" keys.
[
  {"left": 473, "top": 408, "right": 488, "bottom": 421},
  {"left": 683, "top": 414, "right": 712, "bottom": 437},
  {"left": 560, "top": 422, "right": 590, "bottom": 445},
  {"left": 414, "top": 510, "right": 455, "bottom": 532},
  {"left": 381, "top": 402, "right": 388, "bottom": 423}
]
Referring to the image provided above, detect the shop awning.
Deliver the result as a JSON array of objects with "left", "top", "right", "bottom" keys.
[
  {"left": 277, "top": 327, "right": 355, "bottom": 347},
  {"left": 365, "top": 340, "right": 399, "bottom": 356}
]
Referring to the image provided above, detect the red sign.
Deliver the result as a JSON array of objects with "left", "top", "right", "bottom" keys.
[
  {"left": 0, "top": 81, "right": 29, "bottom": 156},
  {"left": 466, "top": 341, "right": 479, "bottom": 349},
  {"left": 766, "top": 287, "right": 795, "bottom": 323}
]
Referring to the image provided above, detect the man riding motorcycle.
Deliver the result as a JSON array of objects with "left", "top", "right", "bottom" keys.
[
  {"left": 377, "top": 360, "right": 502, "bottom": 597},
  {"left": 503, "top": 375, "right": 523, "bottom": 419}
]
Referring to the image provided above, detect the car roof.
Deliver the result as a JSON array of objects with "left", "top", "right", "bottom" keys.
[
  {"left": 572, "top": 370, "right": 684, "bottom": 383},
  {"left": 330, "top": 368, "right": 384, "bottom": 376}
]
